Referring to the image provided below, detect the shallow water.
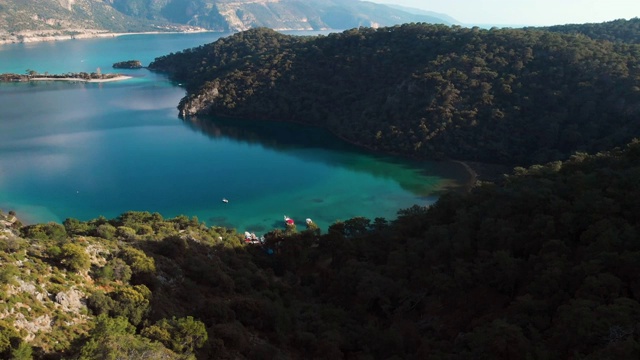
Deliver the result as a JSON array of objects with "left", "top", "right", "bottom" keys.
[{"left": 0, "top": 33, "right": 467, "bottom": 232}]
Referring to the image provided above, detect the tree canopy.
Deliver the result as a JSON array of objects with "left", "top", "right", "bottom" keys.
[
  {"left": 150, "top": 22, "right": 640, "bottom": 166},
  {"left": 2, "top": 139, "right": 640, "bottom": 358}
]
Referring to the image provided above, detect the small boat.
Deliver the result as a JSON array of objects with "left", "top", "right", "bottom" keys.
[
  {"left": 306, "top": 218, "right": 313, "bottom": 225},
  {"left": 284, "top": 215, "right": 295, "bottom": 226},
  {"left": 243, "top": 231, "right": 260, "bottom": 244},
  {"left": 222, "top": 198, "right": 229, "bottom": 203}
]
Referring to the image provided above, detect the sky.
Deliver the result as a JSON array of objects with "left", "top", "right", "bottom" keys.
[{"left": 365, "top": 0, "right": 640, "bottom": 26}]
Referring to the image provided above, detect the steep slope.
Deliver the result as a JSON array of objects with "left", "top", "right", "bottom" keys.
[
  {"left": 385, "top": 3, "right": 460, "bottom": 24},
  {"left": 149, "top": 24, "right": 640, "bottom": 166},
  {"left": 3, "top": 139, "right": 640, "bottom": 358},
  {"left": 112, "top": 0, "right": 454, "bottom": 31},
  {"left": 0, "top": 0, "right": 172, "bottom": 41},
  {"left": 0, "top": 0, "right": 455, "bottom": 42}
]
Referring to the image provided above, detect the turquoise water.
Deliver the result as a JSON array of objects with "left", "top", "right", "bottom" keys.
[{"left": 0, "top": 33, "right": 467, "bottom": 232}]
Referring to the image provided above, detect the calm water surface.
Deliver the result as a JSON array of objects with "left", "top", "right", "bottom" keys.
[{"left": 0, "top": 33, "right": 467, "bottom": 232}]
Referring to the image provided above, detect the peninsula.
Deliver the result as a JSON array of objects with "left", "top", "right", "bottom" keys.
[{"left": 0, "top": 72, "right": 131, "bottom": 83}]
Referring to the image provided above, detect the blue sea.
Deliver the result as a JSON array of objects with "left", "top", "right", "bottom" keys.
[{"left": 0, "top": 32, "right": 467, "bottom": 232}]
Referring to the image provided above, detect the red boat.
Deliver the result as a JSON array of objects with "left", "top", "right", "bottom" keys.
[{"left": 284, "top": 215, "right": 295, "bottom": 226}]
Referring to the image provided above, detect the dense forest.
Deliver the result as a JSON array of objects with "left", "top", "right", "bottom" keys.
[
  {"left": 2, "top": 139, "right": 640, "bottom": 359},
  {"left": 538, "top": 17, "right": 640, "bottom": 44},
  {"left": 149, "top": 21, "right": 640, "bottom": 166},
  {"left": 4, "top": 18, "right": 640, "bottom": 359}
]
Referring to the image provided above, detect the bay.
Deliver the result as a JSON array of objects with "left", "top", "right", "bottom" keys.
[{"left": 0, "top": 33, "right": 468, "bottom": 232}]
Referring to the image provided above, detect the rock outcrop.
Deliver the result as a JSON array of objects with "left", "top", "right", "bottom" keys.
[{"left": 55, "top": 288, "right": 86, "bottom": 312}]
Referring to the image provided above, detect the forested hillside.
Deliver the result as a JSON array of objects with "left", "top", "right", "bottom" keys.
[
  {"left": 4, "top": 14, "right": 640, "bottom": 360},
  {"left": 2, "top": 139, "right": 640, "bottom": 359},
  {"left": 149, "top": 22, "right": 640, "bottom": 166},
  {"left": 539, "top": 17, "right": 640, "bottom": 44}
]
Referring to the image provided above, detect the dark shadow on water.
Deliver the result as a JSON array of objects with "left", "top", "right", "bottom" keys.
[
  {"left": 207, "top": 216, "right": 235, "bottom": 229},
  {"left": 245, "top": 224, "right": 267, "bottom": 233},
  {"left": 180, "top": 116, "right": 470, "bottom": 194},
  {"left": 270, "top": 220, "right": 284, "bottom": 230}
]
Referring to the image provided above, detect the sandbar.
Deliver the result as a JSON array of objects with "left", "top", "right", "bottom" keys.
[{"left": 28, "top": 75, "right": 132, "bottom": 83}]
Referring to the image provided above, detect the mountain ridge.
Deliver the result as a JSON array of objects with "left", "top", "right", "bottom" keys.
[{"left": 0, "top": 0, "right": 454, "bottom": 43}]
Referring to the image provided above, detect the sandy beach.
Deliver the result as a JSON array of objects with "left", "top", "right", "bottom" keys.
[{"left": 28, "top": 75, "right": 133, "bottom": 83}]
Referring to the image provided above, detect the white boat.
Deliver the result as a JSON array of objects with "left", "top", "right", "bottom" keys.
[{"left": 222, "top": 198, "right": 229, "bottom": 203}]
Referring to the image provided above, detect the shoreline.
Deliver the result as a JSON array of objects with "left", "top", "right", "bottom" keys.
[
  {"left": 28, "top": 75, "right": 132, "bottom": 83},
  {"left": 450, "top": 160, "right": 479, "bottom": 191},
  {"left": 0, "top": 28, "right": 216, "bottom": 46},
  {"left": 185, "top": 113, "right": 508, "bottom": 192},
  {"left": 455, "top": 160, "right": 511, "bottom": 187},
  {"left": 0, "top": 27, "right": 333, "bottom": 46}
]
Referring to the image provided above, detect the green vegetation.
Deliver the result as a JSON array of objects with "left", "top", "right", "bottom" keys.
[
  {"left": 4, "top": 14, "right": 640, "bottom": 360},
  {"left": 0, "top": 72, "right": 125, "bottom": 82},
  {"left": 537, "top": 17, "right": 640, "bottom": 44},
  {"left": 149, "top": 22, "right": 640, "bottom": 166},
  {"left": 112, "top": 60, "right": 143, "bottom": 69},
  {"left": 0, "top": 211, "right": 234, "bottom": 358},
  {"left": 2, "top": 139, "right": 640, "bottom": 358}
]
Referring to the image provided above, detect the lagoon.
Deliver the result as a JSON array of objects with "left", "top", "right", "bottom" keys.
[{"left": 0, "top": 32, "right": 468, "bottom": 232}]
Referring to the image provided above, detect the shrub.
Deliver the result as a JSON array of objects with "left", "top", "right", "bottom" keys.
[
  {"left": 60, "top": 243, "right": 90, "bottom": 272},
  {"left": 63, "top": 218, "right": 91, "bottom": 236},
  {"left": 116, "top": 226, "right": 137, "bottom": 241},
  {"left": 94, "top": 258, "right": 132, "bottom": 284},
  {"left": 142, "top": 316, "right": 208, "bottom": 354},
  {"left": 119, "top": 247, "right": 155, "bottom": 274},
  {"left": 0, "top": 237, "right": 27, "bottom": 253},
  {"left": 0, "top": 264, "right": 19, "bottom": 287},
  {"left": 95, "top": 224, "right": 116, "bottom": 240}
]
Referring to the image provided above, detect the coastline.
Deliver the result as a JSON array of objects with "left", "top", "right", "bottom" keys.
[
  {"left": 185, "top": 112, "right": 509, "bottom": 193},
  {"left": 28, "top": 75, "right": 132, "bottom": 83},
  {"left": 455, "top": 160, "right": 511, "bottom": 188},
  {"left": 0, "top": 28, "right": 215, "bottom": 46},
  {"left": 450, "top": 160, "right": 479, "bottom": 191}
]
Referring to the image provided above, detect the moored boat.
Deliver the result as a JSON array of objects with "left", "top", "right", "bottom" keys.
[{"left": 284, "top": 215, "right": 295, "bottom": 226}]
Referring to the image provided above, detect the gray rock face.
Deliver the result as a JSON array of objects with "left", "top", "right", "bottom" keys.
[
  {"left": 55, "top": 288, "right": 85, "bottom": 311},
  {"left": 13, "top": 314, "right": 52, "bottom": 341},
  {"left": 15, "top": 280, "right": 48, "bottom": 302}
]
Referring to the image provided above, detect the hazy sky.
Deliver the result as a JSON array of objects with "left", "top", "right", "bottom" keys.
[{"left": 365, "top": 0, "right": 640, "bottom": 26}]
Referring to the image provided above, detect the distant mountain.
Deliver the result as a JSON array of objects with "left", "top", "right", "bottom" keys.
[
  {"left": 384, "top": 3, "right": 459, "bottom": 24},
  {"left": 109, "top": 0, "right": 457, "bottom": 31},
  {"left": 0, "top": 0, "right": 455, "bottom": 43},
  {"left": 0, "top": 0, "right": 166, "bottom": 33}
]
